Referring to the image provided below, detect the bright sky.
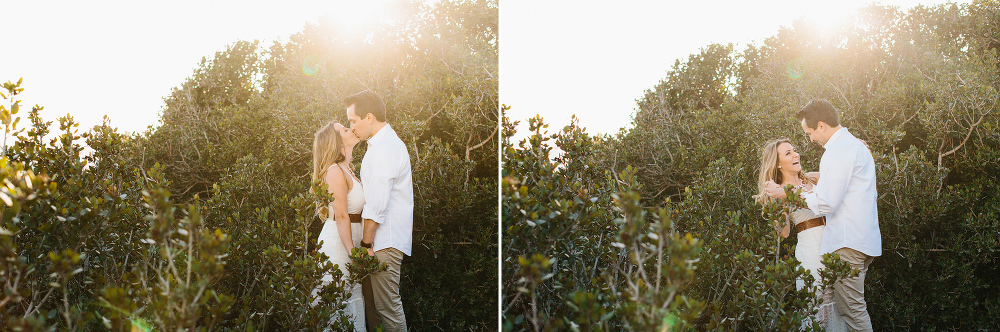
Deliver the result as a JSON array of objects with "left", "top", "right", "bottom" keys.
[
  {"left": 3, "top": 0, "right": 392, "bottom": 135},
  {"left": 500, "top": 0, "right": 969, "bottom": 139},
  {"left": 3, "top": 1, "right": 967, "bottom": 141}
]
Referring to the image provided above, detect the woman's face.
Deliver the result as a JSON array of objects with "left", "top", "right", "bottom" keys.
[
  {"left": 776, "top": 142, "right": 801, "bottom": 174},
  {"left": 334, "top": 122, "right": 360, "bottom": 149}
]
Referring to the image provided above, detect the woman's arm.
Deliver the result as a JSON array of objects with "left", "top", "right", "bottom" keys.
[
  {"left": 805, "top": 172, "right": 820, "bottom": 183},
  {"left": 325, "top": 166, "right": 356, "bottom": 252},
  {"left": 778, "top": 212, "right": 791, "bottom": 238}
]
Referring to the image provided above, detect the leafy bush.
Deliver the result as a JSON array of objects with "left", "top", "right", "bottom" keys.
[
  {"left": 2, "top": 0, "right": 497, "bottom": 330},
  {"left": 501, "top": 115, "right": 853, "bottom": 331},
  {"left": 503, "top": 2, "right": 1000, "bottom": 331}
]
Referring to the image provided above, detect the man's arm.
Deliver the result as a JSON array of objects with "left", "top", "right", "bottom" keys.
[
  {"left": 803, "top": 146, "right": 856, "bottom": 215},
  {"left": 359, "top": 146, "right": 404, "bottom": 255},
  {"left": 362, "top": 218, "right": 378, "bottom": 256},
  {"left": 360, "top": 173, "right": 394, "bottom": 255}
]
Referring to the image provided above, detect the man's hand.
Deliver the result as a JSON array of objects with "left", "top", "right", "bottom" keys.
[{"left": 366, "top": 247, "right": 375, "bottom": 257}]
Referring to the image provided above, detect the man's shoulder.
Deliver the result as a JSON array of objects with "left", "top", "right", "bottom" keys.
[
  {"left": 365, "top": 129, "right": 409, "bottom": 161},
  {"left": 823, "top": 132, "right": 875, "bottom": 169},
  {"left": 827, "top": 131, "right": 862, "bottom": 151},
  {"left": 384, "top": 128, "right": 409, "bottom": 153}
]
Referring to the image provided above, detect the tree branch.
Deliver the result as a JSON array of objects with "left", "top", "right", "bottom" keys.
[
  {"left": 938, "top": 110, "right": 988, "bottom": 170},
  {"left": 465, "top": 124, "right": 498, "bottom": 161}
]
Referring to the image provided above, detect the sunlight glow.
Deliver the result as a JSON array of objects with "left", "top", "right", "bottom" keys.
[
  {"left": 320, "top": 0, "right": 392, "bottom": 38},
  {"left": 800, "top": 2, "right": 855, "bottom": 33},
  {"left": 301, "top": 0, "right": 398, "bottom": 76}
]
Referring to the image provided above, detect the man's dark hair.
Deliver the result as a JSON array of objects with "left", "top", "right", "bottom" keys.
[
  {"left": 344, "top": 90, "right": 387, "bottom": 122},
  {"left": 795, "top": 99, "right": 840, "bottom": 129}
]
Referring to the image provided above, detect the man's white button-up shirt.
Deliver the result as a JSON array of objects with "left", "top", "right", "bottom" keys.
[
  {"left": 360, "top": 124, "right": 414, "bottom": 256},
  {"left": 803, "top": 128, "right": 882, "bottom": 257}
]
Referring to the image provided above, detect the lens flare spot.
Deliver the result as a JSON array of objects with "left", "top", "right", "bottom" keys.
[
  {"left": 302, "top": 55, "right": 322, "bottom": 76},
  {"left": 660, "top": 313, "right": 678, "bottom": 332},
  {"left": 786, "top": 57, "right": 805, "bottom": 80},
  {"left": 130, "top": 317, "right": 152, "bottom": 332}
]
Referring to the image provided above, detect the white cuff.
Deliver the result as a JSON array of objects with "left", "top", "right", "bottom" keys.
[
  {"left": 802, "top": 191, "right": 822, "bottom": 216},
  {"left": 361, "top": 210, "right": 383, "bottom": 224}
]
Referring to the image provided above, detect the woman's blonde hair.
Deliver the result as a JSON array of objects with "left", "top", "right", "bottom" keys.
[
  {"left": 755, "top": 138, "right": 813, "bottom": 203},
  {"left": 312, "top": 122, "right": 346, "bottom": 219}
]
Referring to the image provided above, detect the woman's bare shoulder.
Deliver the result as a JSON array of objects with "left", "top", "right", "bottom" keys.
[{"left": 324, "top": 165, "right": 347, "bottom": 187}]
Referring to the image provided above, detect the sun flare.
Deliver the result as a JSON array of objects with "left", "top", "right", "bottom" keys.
[
  {"left": 319, "top": 0, "right": 392, "bottom": 37},
  {"left": 796, "top": 0, "right": 863, "bottom": 34}
]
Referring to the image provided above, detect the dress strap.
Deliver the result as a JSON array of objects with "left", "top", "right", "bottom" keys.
[{"left": 337, "top": 163, "right": 356, "bottom": 189}]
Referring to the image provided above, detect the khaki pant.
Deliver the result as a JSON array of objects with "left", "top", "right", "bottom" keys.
[
  {"left": 365, "top": 247, "right": 406, "bottom": 332},
  {"left": 833, "top": 247, "right": 874, "bottom": 332}
]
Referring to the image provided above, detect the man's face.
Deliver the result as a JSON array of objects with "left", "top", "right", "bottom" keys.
[
  {"left": 347, "top": 104, "right": 372, "bottom": 141},
  {"left": 800, "top": 118, "right": 827, "bottom": 146}
]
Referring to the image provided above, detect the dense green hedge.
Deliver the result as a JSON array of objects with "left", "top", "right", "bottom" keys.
[
  {"left": 504, "top": 2, "right": 999, "bottom": 331},
  {"left": 1, "top": 0, "right": 497, "bottom": 330}
]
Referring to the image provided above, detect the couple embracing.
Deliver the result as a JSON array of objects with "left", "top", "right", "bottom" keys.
[
  {"left": 757, "top": 99, "right": 882, "bottom": 332},
  {"left": 311, "top": 90, "right": 412, "bottom": 332}
]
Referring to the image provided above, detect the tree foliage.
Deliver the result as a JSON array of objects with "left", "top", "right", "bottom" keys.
[
  {"left": 2, "top": 0, "right": 497, "bottom": 330},
  {"left": 504, "top": 2, "right": 1000, "bottom": 331}
]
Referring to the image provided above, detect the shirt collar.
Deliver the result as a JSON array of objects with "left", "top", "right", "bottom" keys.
[
  {"left": 824, "top": 127, "right": 848, "bottom": 149},
  {"left": 367, "top": 123, "right": 393, "bottom": 146}
]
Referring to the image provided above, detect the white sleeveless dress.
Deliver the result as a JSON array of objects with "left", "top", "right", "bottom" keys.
[
  {"left": 790, "top": 207, "right": 846, "bottom": 331},
  {"left": 316, "top": 164, "right": 366, "bottom": 332}
]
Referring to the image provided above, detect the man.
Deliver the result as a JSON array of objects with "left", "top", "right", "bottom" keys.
[
  {"left": 345, "top": 90, "right": 412, "bottom": 332},
  {"left": 769, "top": 99, "right": 881, "bottom": 331}
]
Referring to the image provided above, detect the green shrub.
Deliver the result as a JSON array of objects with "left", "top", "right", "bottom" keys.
[
  {"left": 501, "top": 114, "right": 854, "bottom": 331},
  {"left": 2, "top": 0, "right": 496, "bottom": 330},
  {"left": 503, "top": 2, "right": 1000, "bottom": 330}
]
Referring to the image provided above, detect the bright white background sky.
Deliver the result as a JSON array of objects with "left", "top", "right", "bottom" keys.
[
  {"left": 3, "top": 1, "right": 967, "bottom": 140},
  {"left": 3, "top": 0, "right": 391, "bottom": 135},
  {"left": 501, "top": 0, "right": 968, "bottom": 140}
]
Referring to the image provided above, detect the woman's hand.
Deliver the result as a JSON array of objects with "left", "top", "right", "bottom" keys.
[
  {"left": 805, "top": 172, "right": 820, "bottom": 183},
  {"left": 764, "top": 181, "right": 787, "bottom": 199}
]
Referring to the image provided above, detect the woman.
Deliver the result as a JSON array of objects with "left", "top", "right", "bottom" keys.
[
  {"left": 312, "top": 121, "right": 366, "bottom": 331},
  {"left": 756, "top": 138, "right": 844, "bottom": 331}
]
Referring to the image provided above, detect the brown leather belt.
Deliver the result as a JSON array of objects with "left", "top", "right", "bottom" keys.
[
  {"left": 796, "top": 216, "right": 826, "bottom": 233},
  {"left": 349, "top": 214, "right": 363, "bottom": 224}
]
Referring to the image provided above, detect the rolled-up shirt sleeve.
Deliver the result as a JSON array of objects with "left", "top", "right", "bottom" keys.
[{"left": 802, "top": 191, "right": 820, "bottom": 215}]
